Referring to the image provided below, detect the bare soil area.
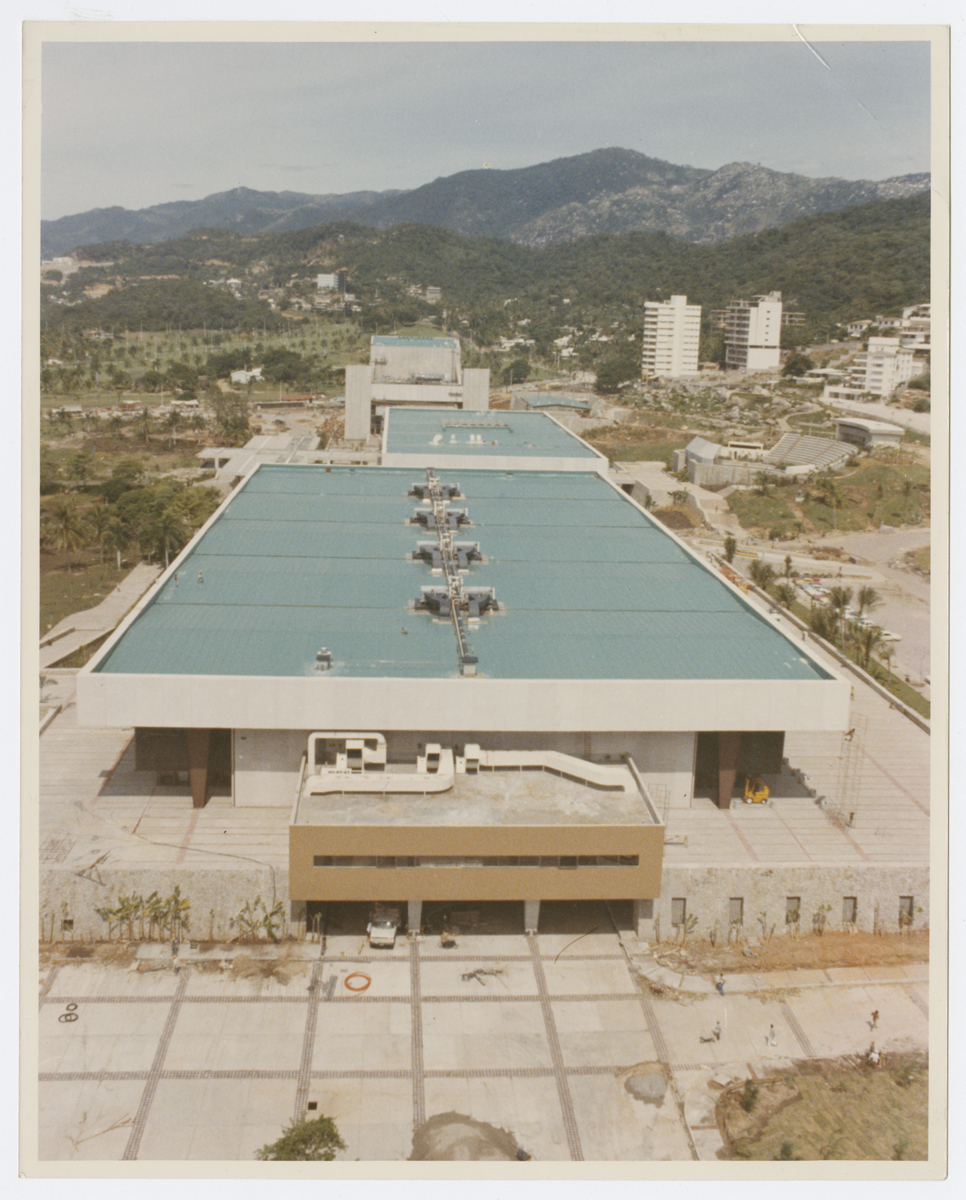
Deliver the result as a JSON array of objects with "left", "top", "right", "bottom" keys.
[{"left": 652, "top": 929, "right": 928, "bottom": 976}]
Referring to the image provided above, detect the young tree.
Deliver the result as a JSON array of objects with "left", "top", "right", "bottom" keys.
[
  {"left": 774, "top": 582, "right": 796, "bottom": 610},
  {"left": 723, "top": 535, "right": 737, "bottom": 563},
  {"left": 782, "top": 352, "right": 815, "bottom": 378},
  {"left": 749, "top": 559, "right": 777, "bottom": 593},
  {"left": 255, "top": 1114, "right": 346, "bottom": 1161}
]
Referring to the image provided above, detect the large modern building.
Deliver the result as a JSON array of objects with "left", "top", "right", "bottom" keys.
[
  {"left": 722, "top": 291, "right": 783, "bottom": 373},
  {"left": 641, "top": 294, "right": 701, "bottom": 379},
  {"left": 76, "top": 461, "right": 850, "bottom": 936},
  {"left": 344, "top": 335, "right": 490, "bottom": 440}
]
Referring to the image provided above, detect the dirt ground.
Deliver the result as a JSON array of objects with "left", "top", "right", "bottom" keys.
[
  {"left": 718, "top": 1054, "right": 928, "bottom": 1160},
  {"left": 651, "top": 929, "right": 928, "bottom": 976},
  {"left": 653, "top": 507, "right": 701, "bottom": 530}
]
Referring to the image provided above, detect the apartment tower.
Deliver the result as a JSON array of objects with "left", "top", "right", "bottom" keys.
[{"left": 641, "top": 294, "right": 701, "bottom": 379}]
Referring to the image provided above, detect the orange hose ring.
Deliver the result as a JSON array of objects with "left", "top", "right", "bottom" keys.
[{"left": 344, "top": 972, "right": 371, "bottom": 994}]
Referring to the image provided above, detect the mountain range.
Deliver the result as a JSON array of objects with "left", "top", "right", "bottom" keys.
[{"left": 41, "top": 148, "right": 930, "bottom": 260}]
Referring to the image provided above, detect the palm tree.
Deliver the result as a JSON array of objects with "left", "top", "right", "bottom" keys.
[
  {"left": 149, "top": 504, "right": 189, "bottom": 568},
  {"left": 809, "top": 604, "right": 837, "bottom": 642},
  {"left": 136, "top": 405, "right": 153, "bottom": 446},
  {"left": 783, "top": 554, "right": 793, "bottom": 579},
  {"left": 854, "top": 624, "right": 885, "bottom": 671},
  {"left": 827, "top": 585, "right": 854, "bottom": 647},
  {"left": 102, "top": 516, "right": 129, "bottom": 570},
  {"left": 86, "top": 502, "right": 116, "bottom": 565},
  {"left": 44, "top": 498, "right": 89, "bottom": 570},
  {"left": 856, "top": 585, "right": 882, "bottom": 620}
]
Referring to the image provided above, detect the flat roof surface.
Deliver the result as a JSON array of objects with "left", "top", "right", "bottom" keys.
[
  {"left": 93, "top": 464, "right": 833, "bottom": 682},
  {"left": 294, "top": 765, "right": 647, "bottom": 828},
  {"left": 384, "top": 409, "right": 600, "bottom": 460},
  {"left": 372, "top": 336, "right": 458, "bottom": 349}
]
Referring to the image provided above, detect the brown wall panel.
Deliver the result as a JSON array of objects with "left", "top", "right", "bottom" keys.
[{"left": 289, "top": 823, "right": 665, "bottom": 901}]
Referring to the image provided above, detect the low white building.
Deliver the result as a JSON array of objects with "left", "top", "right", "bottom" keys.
[
  {"left": 344, "top": 336, "right": 490, "bottom": 441},
  {"left": 833, "top": 417, "right": 905, "bottom": 450},
  {"left": 849, "top": 337, "right": 916, "bottom": 397}
]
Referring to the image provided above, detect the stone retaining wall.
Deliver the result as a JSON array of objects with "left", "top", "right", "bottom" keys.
[{"left": 636, "top": 864, "right": 929, "bottom": 942}]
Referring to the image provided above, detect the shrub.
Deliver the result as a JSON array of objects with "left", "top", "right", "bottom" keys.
[
  {"left": 255, "top": 1114, "right": 346, "bottom": 1161},
  {"left": 739, "top": 1080, "right": 759, "bottom": 1112}
]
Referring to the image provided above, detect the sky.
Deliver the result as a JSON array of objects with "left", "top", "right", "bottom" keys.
[{"left": 38, "top": 35, "right": 933, "bottom": 221}]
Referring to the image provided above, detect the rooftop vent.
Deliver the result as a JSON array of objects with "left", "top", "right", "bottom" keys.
[{"left": 409, "top": 482, "right": 459, "bottom": 500}]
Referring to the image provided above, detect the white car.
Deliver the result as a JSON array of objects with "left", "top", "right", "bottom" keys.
[{"left": 367, "top": 912, "right": 399, "bottom": 948}]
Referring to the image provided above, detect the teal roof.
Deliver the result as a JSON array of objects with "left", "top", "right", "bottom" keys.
[
  {"left": 95, "top": 464, "right": 832, "bottom": 683},
  {"left": 384, "top": 408, "right": 600, "bottom": 460},
  {"left": 372, "top": 335, "right": 458, "bottom": 349}
]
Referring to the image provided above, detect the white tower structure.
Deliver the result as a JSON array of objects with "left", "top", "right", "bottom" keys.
[
  {"left": 724, "top": 291, "right": 783, "bottom": 373},
  {"left": 641, "top": 294, "right": 702, "bottom": 379}
]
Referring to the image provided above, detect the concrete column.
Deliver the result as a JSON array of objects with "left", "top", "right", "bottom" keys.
[
  {"left": 633, "top": 899, "right": 656, "bottom": 943},
  {"left": 524, "top": 899, "right": 540, "bottom": 934},
  {"left": 344, "top": 364, "right": 372, "bottom": 440},
  {"left": 717, "top": 731, "right": 742, "bottom": 809},
  {"left": 407, "top": 899, "right": 422, "bottom": 935},
  {"left": 185, "top": 728, "right": 210, "bottom": 809}
]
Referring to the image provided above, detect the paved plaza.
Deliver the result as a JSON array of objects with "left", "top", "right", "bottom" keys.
[{"left": 35, "top": 906, "right": 929, "bottom": 1163}]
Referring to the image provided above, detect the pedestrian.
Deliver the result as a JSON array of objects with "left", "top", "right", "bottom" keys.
[
  {"left": 767, "top": 1024, "right": 777, "bottom": 1047},
  {"left": 713, "top": 1021, "right": 721, "bottom": 1041},
  {"left": 715, "top": 975, "right": 725, "bottom": 996},
  {"left": 170, "top": 938, "right": 179, "bottom": 958},
  {"left": 871, "top": 1010, "right": 879, "bottom": 1030}
]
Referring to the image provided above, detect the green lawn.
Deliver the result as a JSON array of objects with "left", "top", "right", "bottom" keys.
[{"left": 726, "top": 490, "right": 797, "bottom": 533}]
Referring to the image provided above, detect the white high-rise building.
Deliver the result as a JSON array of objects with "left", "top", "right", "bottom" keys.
[
  {"left": 723, "top": 291, "right": 783, "bottom": 372},
  {"left": 641, "top": 294, "right": 701, "bottom": 379}
]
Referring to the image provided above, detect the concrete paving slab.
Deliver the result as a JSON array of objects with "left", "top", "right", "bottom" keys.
[
  {"left": 557, "top": 1029, "right": 657, "bottom": 1070},
  {"left": 41, "top": 1001, "right": 170, "bottom": 1075},
  {"left": 679, "top": 975, "right": 717, "bottom": 995},
  {"left": 38, "top": 1078, "right": 144, "bottom": 1161},
  {"left": 540, "top": 957, "right": 636, "bottom": 996},
  {"left": 567, "top": 1072, "right": 662, "bottom": 1161},
  {"left": 551, "top": 999, "right": 606, "bottom": 1033},
  {"left": 323, "top": 960, "right": 412, "bottom": 999},
  {"left": 418, "top": 957, "right": 537, "bottom": 997},
  {"left": 825, "top": 966, "right": 871, "bottom": 984}
]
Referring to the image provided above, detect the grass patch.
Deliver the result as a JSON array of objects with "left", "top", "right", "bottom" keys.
[
  {"left": 911, "top": 545, "right": 930, "bottom": 572},
  {"left": 726, "top": 490, "right": 796, "bottom": 532},
  {"left": 40, "top": 557, "right": 130, "bottom": 636},
  {"left": 723, "top": 1059, "right": 927, "bottom": 1160},
  {"left": 800, "top": 499, "right": 868, "bottom": 533},
  {"left": 583, "top": 425, "right": 688, "bottom": 468}
]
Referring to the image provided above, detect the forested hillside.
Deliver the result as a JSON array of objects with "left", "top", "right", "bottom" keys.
[{"left": 42, "top": 193, "right": 928, "bottom": 341}]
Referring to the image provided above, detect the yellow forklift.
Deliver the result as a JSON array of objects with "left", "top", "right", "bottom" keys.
[{"left": 742, "top": 776, "right": 770, "bottom": 804}]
